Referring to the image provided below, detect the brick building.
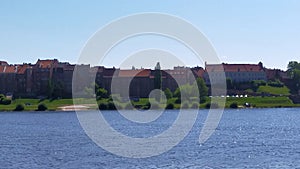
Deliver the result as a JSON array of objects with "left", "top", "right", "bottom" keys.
[{"left": 0, "top": 59, "right": 288, "bottom": 99}]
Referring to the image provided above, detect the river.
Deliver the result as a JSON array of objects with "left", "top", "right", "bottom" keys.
[{"left": 1, "top": 108, "right": 299, "bottom": 168}]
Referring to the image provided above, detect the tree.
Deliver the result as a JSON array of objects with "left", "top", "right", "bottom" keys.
[
  {"left": 164, "top": 88, "right": 173, "bottom": 99},
  {"left": 287, "top": 61, "right": 300, "bottom": 76},
  {"left": 173, "top": 87, "right": 181, "bottom": 98},
  {"left": 287, "top": 61, "right": 300, "bottom": 93},
  {"left": 196, "top": 78, "right": 208, "bottom": 102},
  {"left": 37, "top": 103, "right": 48, "bottom": 111},
  {"left": 154, "top": 62, "right": 162, "bottom": 89},
  {"left": 96, "top": 88, "right": 109, "bottom": 100}
]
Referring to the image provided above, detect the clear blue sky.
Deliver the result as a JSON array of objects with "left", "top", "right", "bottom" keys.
[{"left": 0, "top": 0, "right": 299, "bottom": 70}]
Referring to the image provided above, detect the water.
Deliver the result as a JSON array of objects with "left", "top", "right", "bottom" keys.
[{"left": 0, "top": 108, "right": 300, "bottom": 169}]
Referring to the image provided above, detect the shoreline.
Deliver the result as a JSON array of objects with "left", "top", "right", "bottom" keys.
[
  {"left": 1, "top": 105, "right": 300, "bottom": 112},
  {"left": 1, "top": 96, "right": 300, "bottom": 112}
]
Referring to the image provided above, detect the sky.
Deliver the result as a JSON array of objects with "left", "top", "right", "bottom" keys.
[{"left": 0, "top": 0, "right": 299, "bottom": 70}]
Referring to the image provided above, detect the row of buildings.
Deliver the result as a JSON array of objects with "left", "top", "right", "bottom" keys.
[{"left": 0, "top": 59, "right": 289, "bottom": 98}]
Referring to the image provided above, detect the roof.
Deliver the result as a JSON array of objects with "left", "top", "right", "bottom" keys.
[
  {"left": 36, "top": 59, "right": 59, "bottom": 68},
  {"left": 102, "top": 68, "right": 117, "bottom": 77},
  {"left": 192, "top": 68, "right": 205, "bottom": 78},
  {"left": 0, "top": 65, "right": 17, "bottom": 73},
  {"left": 206, "top": 63, "right": 264, "bottom": 72},
  {"left": 16, "top": 64, "right": 32, "bottom": 74},
  {"left": 0, "top": 61, "right": 8, "bottom": 66},
  {"left": 118, "top": 69, "right": 151, "bottom": 77}
]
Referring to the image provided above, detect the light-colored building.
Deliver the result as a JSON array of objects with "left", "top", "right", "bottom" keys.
[{"left": 204, "top": 62, "right": 267, "bottom": 84}]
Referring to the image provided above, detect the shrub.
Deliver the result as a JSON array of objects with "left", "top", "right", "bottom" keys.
[
  {"left": 164, "top": 88, "right": 173, "bottom": 99},
  {"left": 199, "top": 97, "right": 207, "bottom": 104},
  {"left": 268, "top": 80, "right": 284, "bottom": 87},
  {"left": 150, "top": 102, "right": 160, "bottom": 109},
  {"left": 0, "top": 98, "right": 11, "bottom": 105},
  {"left": 175, "top": 98, "right": 181, "bottom": 104},
  {"left": 166, "top": 103, "right": 174, "bottom": 109},
  {"left": 37, "top": 103, "right": 48, "bottom": 111},
  {"left": 124, "top": 103, "right": 133, "bottom": 110},
  {"left": 205, "top": 103, "right": 211, "bottom": 109},
  {"left": 14, "top": 104, "right": 25, "bottom": 111},
  {"left": 0, "top": 94, "right": 5, "bottom": 99},
  {"left": 205, "top": 103, "right": 219, "bottom": 109},
  {"left": 98, "top": 103, "right": 108, "bottom": 110},
  {"left": 181, "top": 101, "right": 189, "bottom": 109},
  {"left": 191, "top": 102, "right": 199, "bottom": 109},
  {"left": 142, "top": 101, "right": 151, "bottom": 110},
  {"left": 107, "top": 102, "right": 116, "bottom": 110},
  {"left": 229, "top": 102, "right": 238, "bottom": 109}
]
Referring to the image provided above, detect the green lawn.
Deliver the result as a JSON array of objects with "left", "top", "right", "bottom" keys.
[
  {"left": 0, "top": 98, "right": 96, "bottom": 111},
  {"left": 0, "top": 96, "right": 299, "bottom": 111},
  {"left": 224, "top": 96, "right": 297, "bottom": 108},
  {"left": 257, "top": 85, "right": 290, "bottom": 95}
]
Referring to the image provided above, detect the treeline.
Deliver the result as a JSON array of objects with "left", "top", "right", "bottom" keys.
[
  {"left": 287, "top": 61, "right": 300, "bottom": 94},
  {"left": 93, "top": 77, "right": 209, "bottom": 110}
]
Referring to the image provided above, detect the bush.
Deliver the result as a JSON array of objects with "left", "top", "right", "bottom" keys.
[
  {"left": 205, "top": 103, "right": 219, "bottom": 109},
  {"left": 150, "top": 102, "right": 160, "bottom": 109},
  {"left": 164, "top": 88, "right": 173, "bottom": 99},
  {"left": 229, "top": 102, "right": 238, "bottom": 109},
  {"left": 142, "top": 101, "right": 151, "bottom": 110},
  {"left": 166, "top": 103, "right": 174, "bottom": 109},
  {"left": 175, "top": 98, "right": 181, "bottom": 104},
  {"left": 14, "top": 104, "right": 25, "bottom": 111},
  {"left": 0, "top": 98, "right": 11, "bottom": 105},
  {"left": 191, "top": 102, "right": 199, "bottom": 109},
  {"left": 37, "top": 103, "right": 48, "bottom": 111},
  {"left": 107, "top": 102, "right": 116, "bottom": 110},
  {"left": 98, "top": 103, "right": 108, "bottom": 110},
  {"left": 124, "top": 103, "right": 133, "bottom": 110},
  {"left": 0, "top": 94, "right": 5, "bottom": 99},
  {"left": 181, "top": 101, "right": 189, "bottom": 109},
  {"left": 268, "top": 80, "right": 284, "bottom": 87}
]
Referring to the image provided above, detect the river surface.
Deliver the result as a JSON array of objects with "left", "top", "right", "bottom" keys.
[{"left": 1, "top": 108, "right": 300, "bottom": 169}]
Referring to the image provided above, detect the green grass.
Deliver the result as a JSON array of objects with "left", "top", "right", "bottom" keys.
[
  {"left": 224, "top": 96, "right": 297, "bottom": 108},
  {"left": 0, "top": 98, "right": 96, "bottom": 111},
  {"left": 0, "top": 96, "right": 299, "bottom": 111},
  {"left": 257, "top": 85, "right": 290, "bottom": 95}
]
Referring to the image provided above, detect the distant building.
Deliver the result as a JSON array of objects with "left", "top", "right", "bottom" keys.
[
  {"left": 0, "top": 59, "right": 288, "bottom": 98},
  {"left": 0, "top": 65, "right": 17, "bottom": 95},
  {"left": 204, "top": 62, "right": 267, "bottom": 84},
  {"left": 265, "top": 68, "right": 289, "bottom": 81}
]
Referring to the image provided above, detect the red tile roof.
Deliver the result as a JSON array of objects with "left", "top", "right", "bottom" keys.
[
  {"left": 206, "top": 63, "right": 264, "bottom": 72},
  {"left": 192, "top": 68, "right": 205, "bottom": 78},
  {"left": 36, "top": 59, "right": 59, "bottom": 68},
  {"left": 118, "top": 69, "right": 151, "bottom": 77},
  {"left": 16, "top": 64, "right": 32, "bottom": 74},
  {"left": 0, "top": 65, "right": 16, "bottom": 73}
]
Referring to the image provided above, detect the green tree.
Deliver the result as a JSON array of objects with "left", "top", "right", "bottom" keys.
[
  {"left": 173, "top": 87, "right": 181, "bottom": 98},
  {"left": 287, "top": 61, "right": 300, "bottom": 76},
  {"left": 287, "top": 61, "right": 300, "bottom": 93},
  {"left": 164, "top": 88, "right": 173, "bottom": 99},
  {"left": 96, "top": 88, "right": 109, "bottom": 100},
  {"left": 195, "top": 78, "right": 208, "bottom": 102}
]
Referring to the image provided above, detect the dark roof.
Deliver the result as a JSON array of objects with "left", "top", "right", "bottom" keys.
[{"left": 206, "top": 63, "right": 264, "bottom": 72}]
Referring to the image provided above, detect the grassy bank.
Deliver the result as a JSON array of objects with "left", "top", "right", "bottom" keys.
[{"left": 0, "top": 96, "right": 299, "bottom": 111}]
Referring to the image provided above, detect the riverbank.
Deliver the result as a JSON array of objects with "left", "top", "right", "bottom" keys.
[{"left": 0, "top": 96, "right": 300, "bottom": 111}]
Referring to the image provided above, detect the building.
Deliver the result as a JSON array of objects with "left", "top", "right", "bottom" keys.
[
  {"left": 204, "top": 62, "right": 267, "bottom": 84},
  {"left": 1, "top": 59, "right": 288, "bottom": 99}
]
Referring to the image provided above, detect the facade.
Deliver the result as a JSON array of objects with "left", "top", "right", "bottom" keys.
[
  {"left": 204, "top": 62, "right": 267, "bottom": 84},
  {"left": 0, "top": 59, "right": 288, "bottom": 98}
]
